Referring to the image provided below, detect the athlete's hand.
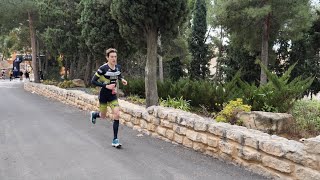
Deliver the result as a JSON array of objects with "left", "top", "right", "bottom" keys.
[
  {"left": 106, "top": 84, "right": 116, "bottom": 90},
  {"left": 121, "top": 79, "right": 128, "bottom": 86}
]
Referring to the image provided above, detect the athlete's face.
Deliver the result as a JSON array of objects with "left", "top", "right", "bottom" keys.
[{"left": 107, "top": 52, "right": 117, "bottom": 65}]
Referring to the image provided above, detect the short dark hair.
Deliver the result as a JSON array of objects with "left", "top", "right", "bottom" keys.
[{"left": 106, "top": 48, "right": 117, "bottom": 57}]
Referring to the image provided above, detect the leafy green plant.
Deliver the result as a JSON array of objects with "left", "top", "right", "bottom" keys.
[
  {"left": 160, "top": 96, "right": 191, "bottom": 111},
  {"left": 58, "top": 80, "right": 76, "bottom": 88},
  {"left": 127, "top": 95, "right": 146, "bottom": 105},
  {"left": 236, "top": 61, "right": 314, "bottom": 113},
  {"left": 216, "top": 98, "right": 251, "bottom": 125},
  {"left": 289, "top": 100, "right": 320, "bottom": 137},
  {"left": 42, "top": 80, "right": 59, "bottom": 86}
]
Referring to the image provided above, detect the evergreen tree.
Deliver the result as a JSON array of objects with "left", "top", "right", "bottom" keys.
[
  {"left": 111, "top": 0, "right": 188, "bottom": 107},
  {"left": 189, "top": 0, "right": 209, "bottom": 79},
  {"left": 214, "top": 0, "right": 312, "bottom": 85}
]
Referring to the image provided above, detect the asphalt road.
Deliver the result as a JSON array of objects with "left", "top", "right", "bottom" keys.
[{"left": 0, "top": 80, "right": 267, "bottom": 180}]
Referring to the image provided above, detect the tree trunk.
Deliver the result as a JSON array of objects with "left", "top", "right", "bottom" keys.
[
  {"left": 158, "top": 54, "right": 163, "bottom": 83},
  {"left": 84, "top": 54, "right": 92, "bottom": 86},
  {"left": 64, "top": 57, "right": 68, "bottom": 80},
  {"left": 260, "top": 13, "right": 271, "bottom": 85},
  {"left": 28, "top": 11, "right": 39, "bottom": 83},
  {"left": 44, "top": 51, "right": 49, "bottom": 76},
  {"left": 145, "top": 29, "right": 159, "bottom": 107},
  {"left": 69, "top": 55, "right": 76, "bottom": 79}
]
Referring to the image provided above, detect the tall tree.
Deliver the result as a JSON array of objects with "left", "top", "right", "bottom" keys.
[
  {"left": 215, "top": 0, "right": 312, "bottom": 85},
  {"left": 0, "top": 0, "right": 40, "bottom": 82},
  {"left": 189, "top": 0, "right": 209, "bottom": 79},
  {"left": 111, "top": 0, "right": 188, "bottom": 107}
]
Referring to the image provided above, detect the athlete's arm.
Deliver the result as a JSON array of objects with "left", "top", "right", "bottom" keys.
[{"left": 91, "top": 67, "right": 105, "bottom": 87}]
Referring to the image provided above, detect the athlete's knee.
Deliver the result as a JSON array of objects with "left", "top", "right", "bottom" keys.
[
  {"left": 113, "top": 109, "right": 120, "bottom": 119},
  {"left": 100, "top": 112, "right": 107, "bottom": 118}
]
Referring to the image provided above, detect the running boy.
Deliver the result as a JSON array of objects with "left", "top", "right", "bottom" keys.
[{"left": 90, "top": 48, "right": 127, "bottom": 148}]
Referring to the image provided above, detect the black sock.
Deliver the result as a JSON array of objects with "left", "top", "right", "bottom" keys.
[{"left": 113, "top": 120, "right": 119, "bottom": 140}]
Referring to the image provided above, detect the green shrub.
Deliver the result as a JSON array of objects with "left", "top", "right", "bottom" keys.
[
  {"left": 127, "top": 95, "right": 146, "bottom": 105},
  {"left": 216, "top": 98, "right": 251, "bottom": 125},
  {"left": 58, "top": 80, "right": 76, "bottom": 88},
  {"left": 289, "top": 100, "right": 320, "bottom": 136},
  {"left": 160, "top": 96, "right": 191, "bottom": 111},
  {"left": 237, "top": 61, "right": 314, "bottom": 113},
  {"left": 42, "top": 80, "right": 59, "bottom": 86},
  {"left": 120, "top": 78, "right": 145, "bottom": 97}
]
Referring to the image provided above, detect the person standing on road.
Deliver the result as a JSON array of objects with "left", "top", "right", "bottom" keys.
[
  {"left": 90, "top": 48, "right": 128, "bottom": 148},
  {"left": 24, "top": 71, "right": 30, "bottom": 81}
]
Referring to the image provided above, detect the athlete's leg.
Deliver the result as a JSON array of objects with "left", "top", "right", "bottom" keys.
[
  {"left": 109, "top": 100, "right": 121, "bottom": 146},
  {"left": 90, "top": 103, "right": 107, "bottom": 124}
]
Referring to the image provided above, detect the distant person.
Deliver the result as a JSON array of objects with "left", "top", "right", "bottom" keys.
[
  {"left": 9, "top": 72, "right": 13, "bottom": 81},
  {"left": 1, "top": 70, "right": 5, "bottom": 80},
  {"left": 24, "top": 71, "right": 30, "bottom": 81},
  {"left": 39, "top": 71, "right": 44, "bottom": 80},
  {"left": 19, "top": 71, "right": 23, "bottom": 81}
]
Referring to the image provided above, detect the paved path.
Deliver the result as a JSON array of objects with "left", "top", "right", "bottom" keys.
[{"left": 0, "top": 81, "right": 267, "bottom": 180}]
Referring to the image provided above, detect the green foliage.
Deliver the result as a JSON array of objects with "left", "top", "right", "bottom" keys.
[
  {"left": 216, "top": 98, "right": 251, "bottom": 125},
  {"left": 127, "top": 95, "right": 146, "bottom": 105},
  {"left": 111, "top": 0, "right": 188, "bottom": 47},
  {"left": 120, "top": 78, "right": 145, "bottom": 98},
  {"left": 42, "top": 80, "right": 59, "bottom": 86},
  {"left": 58, "top": 80, "right": 76, "bottom": 88},
  {"left": 189, "top": 0, "right": 209, "bottom": 79},
  {"left": 78, "top": 0, "right": 124, "bottom": 62},
  {"left": 289, "top": 100, "right": 320, "bottom": 136},
  {"left": 214, "top": 0, "right": 312, "bottom": 53},
  {"left": 247, "top": 61, "right": 315, "bottom": 112},
  {"left": 160, "top": 96, "right": 191, "bottom": 111}
]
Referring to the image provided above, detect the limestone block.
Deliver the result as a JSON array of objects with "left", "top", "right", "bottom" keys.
[
  {"left": 193, "top": 142, "right": 206, "bottom": 152},
  {"left": 226, "top": 129, "right": 245, "bottom": 144},
  {"left": 237, "top": 111, "right": 294, "bottom": 134},
  {"left": 140, "top": 119, "right": 148, "bottom": 129},
  {"left": 219, "top": 141, "right": 234, "bottom": 155},
  {"left": 183, "top": 137, "right": 193, "bottom": 148},
  {"left": 147, "top": 123, "right": 157, "bottom": 132},
  {"left": 165, "top": 130, "right": 174, "bottom": 140},
  {"left": 196, "top": 133, "right": 207, "bottom": 144},
  {"left": 142, "top": 112, "right": 153, "bottom": 122},
  {"left": 303, "top": 136, "right": 320, "bottom": 154},
  {"left": 238, "top": 147, "right": 261, "bottom": 162},
  {"left": 194, "top": 120, "right": 208, "bottom": 131},
  {"left": 131, "top": 117, "right": 140, "bottom": 125},
  {"left": 295, "top": 166, "right": 320, "bottom": 180},
  {"left": 186, "top": 129, "right": 198, "bottom": 141},
  {"left": 208, "top": 123, "right": 231, "bottom": 136},
  {"left": 173, "top": 134, "right": 184, "bottom": 144},
  {"left": 207, "top": 135, "right": 219, "bottom": 148},
  {"left": 151, "top": 117, "right": 160, "bottom": 125},
  {"left": 120, "top": 113, "right": 132, "bottom": 122},
  {"left": 173, "top": 124, "right": 187, "bottom": 135},
  {"left": 262, "top": 156, "right": 293, "bottom": 173},
  {"left": 161, "top": 119, "right": 173, "bottom": 128},
  {"left": 157, "top": 107, "right": 169, "bottom": 119},
  {"left": 157, "top": 127, "right": 167, "bottom": 137},
  {"left": 132, "top": 109, "right": 143, "bottom": 118},
  {"left": 168, "top": 113, "right": 178, "bottom": 122},
  {"left": 259, "top": 140, "right": 288, "bottom": 157}
]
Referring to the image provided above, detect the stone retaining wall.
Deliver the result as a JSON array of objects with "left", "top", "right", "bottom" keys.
[{"left": 24, "top": 83, "right": 320, "bottom": 180}]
